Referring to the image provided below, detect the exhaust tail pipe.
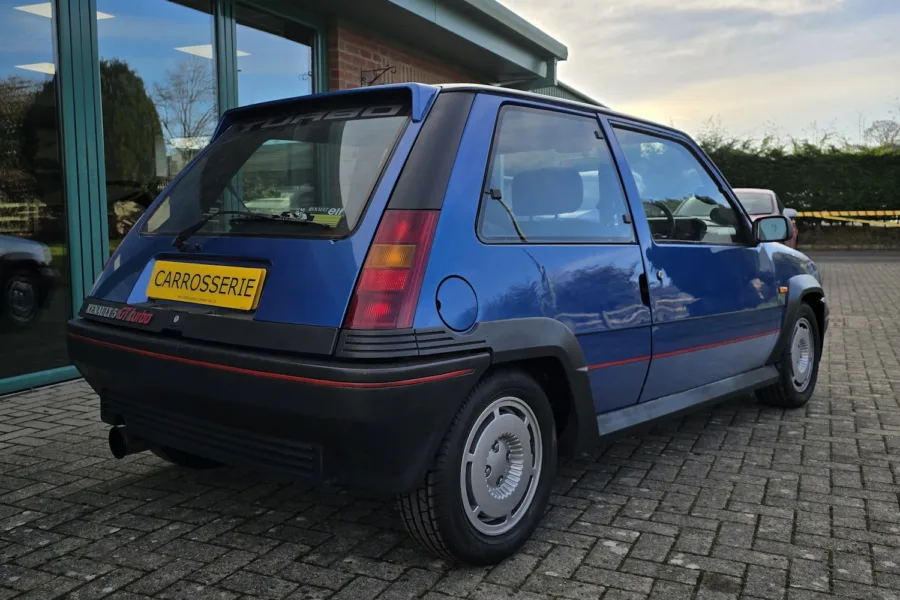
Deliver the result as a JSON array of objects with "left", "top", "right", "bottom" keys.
[{"left": 108, "top": 426, "right": 149, "bottom": 459}]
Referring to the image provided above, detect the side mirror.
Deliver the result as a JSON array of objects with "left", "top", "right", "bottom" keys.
[
  {"left": 754, "top": 215, "right": 792, "bottom": 243},
  {"left": 783, "top": 208, "right": 798, "bottom": 219}
]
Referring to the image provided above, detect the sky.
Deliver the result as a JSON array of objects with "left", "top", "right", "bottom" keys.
[
  {"left": 1, "top": 0, "right": 313, "bottom": 111},
  {"left": 500, "top": 0, "right": 900, "bottom": 143}
]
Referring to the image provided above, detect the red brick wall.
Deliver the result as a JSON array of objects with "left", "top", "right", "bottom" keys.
[{"left": 327, "top": 24, "right": 484, "bottom": 91}]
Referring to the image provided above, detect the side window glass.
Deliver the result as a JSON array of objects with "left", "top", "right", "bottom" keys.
[
  {"left": 478, "top": 106, "right": 634, "bottom": 244},
  {"left": 612, "top": 127, "right": 746, "bottom": 245}
]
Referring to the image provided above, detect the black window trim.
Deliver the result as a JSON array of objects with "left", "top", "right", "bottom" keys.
[
  {"left": 475, "top": 101, "right": 639, "bottom": 247},
  {"left": 607, "top": 119, "right": 754, "bottom": 248}
]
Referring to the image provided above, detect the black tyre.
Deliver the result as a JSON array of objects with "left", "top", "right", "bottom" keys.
[
  {"left": 757, "top": 303, "right": 821, "bottom": 409},
  {"left": 1, "top": 269, "right": 42, "bottom": 330},
  {"left": 397, "top": 369, "right": 557, "bottom": 565},
  {"left": 151, "top": 446, "right": 221, "bottom": 469}
]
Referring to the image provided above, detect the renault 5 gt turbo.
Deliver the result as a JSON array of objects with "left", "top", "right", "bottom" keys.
[{"left": 67, "top": 83, "right": 827, "bottom": 565}]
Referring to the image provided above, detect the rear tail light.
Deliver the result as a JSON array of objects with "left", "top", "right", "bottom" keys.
[{"left": 344, "top": 209, "right": 440, "bottom": 329}]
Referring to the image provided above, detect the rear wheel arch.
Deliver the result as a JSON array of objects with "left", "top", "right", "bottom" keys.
[
  {"left": 476, "top": 317, "right": 599, "bottom": 454},
  {"left": 484, "top": 357, "right": 575, "bottom": 454}
]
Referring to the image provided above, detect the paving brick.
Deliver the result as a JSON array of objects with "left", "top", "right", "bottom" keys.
[
  {"left": 584, "top": 539, "right": 631, "bottom": 570},
  {"left": 219, "top": 571, "right": 298, "bottom": 599},
  {"left": 10, "top": 575, "right": 81, "bottom": 600},
  {"left": 648, "top": 579, "right": 693, "bottom": 600},
  {"left": 620, "top": 559, "right": 699, "bottom": 586},
  {"left": 630, "top": 534, "right": 673, "bottom": 562},
  {"left": 745, "top": 564, "right": 787, "bottom": 600},
  {"left": 522, "top": 572, "right": 604, "bottom": 598},
  {"left": 789, "top": 558, "right": 831, "bottom": 593},
  {"left": 574, "top": 566, "right": 653, "bottom": 593},
  {"left": 536, "top": 545, "right": 587, "bottom": 578},
  {"left": 377, "top": 568, "right": 440, "bottom": 600},
  {"left": 66, "top": 568, "right": 143, "bottom": 600},
  {"left": 329, "top": 576, "right": 388, "bottom": 600},
  {"left": 157, "top": 581, "right": 238, "bottom": 600},
  {"left": 0, "top": 564, "right": 56, "bottom": 590},
  {"left": 697, "top": 572, "right": 742, "bottom": 600},
  {"left": 674, "top": 528, "right": 715, "bottom": 556},
  {"left": 280, "top": 562, "right": 354, "bottom": 590}
]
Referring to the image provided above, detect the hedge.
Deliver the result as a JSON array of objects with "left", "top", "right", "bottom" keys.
[{"left": 701, "top": 143, "right": 900, "bottom": 212}]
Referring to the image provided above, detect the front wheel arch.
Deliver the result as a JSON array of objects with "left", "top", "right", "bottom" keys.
[{"left": 767, "top": 274, "right": 825, "bottom": 365}]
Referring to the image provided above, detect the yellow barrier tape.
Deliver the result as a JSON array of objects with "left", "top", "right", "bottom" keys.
[
  {"left": 796, "top": 210, "right": 900, "bottom": 217},
  {"left": 808, "top": 214, "right": 900, "bottom": 227}
]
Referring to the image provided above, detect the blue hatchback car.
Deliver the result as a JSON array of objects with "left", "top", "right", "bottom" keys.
[{"left": 67, "top": 83, "right": 827, "bottom": 565}]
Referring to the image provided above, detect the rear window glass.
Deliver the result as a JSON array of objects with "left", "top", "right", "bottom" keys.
[
  {"left": 734, "top": 191, "right": 774, "bottom": 215},
  {"left": 142, "top": 103, "right": 410, "bottom": 239}
]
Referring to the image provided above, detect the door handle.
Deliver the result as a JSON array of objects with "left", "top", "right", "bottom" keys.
[{"left": 639, "top": 273, "right": 651, "bottom": 307}]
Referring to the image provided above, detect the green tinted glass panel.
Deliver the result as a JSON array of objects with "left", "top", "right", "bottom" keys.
[{"left": 0, "top": 0, "right": 72, "bottom": 378}]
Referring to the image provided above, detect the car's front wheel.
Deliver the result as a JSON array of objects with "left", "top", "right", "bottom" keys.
[
  {"left": 757, "top": 303, "right": 821, "bottom": 408},
  {"left": 398, "top": 369, "right": 556, "bottom": 565}
]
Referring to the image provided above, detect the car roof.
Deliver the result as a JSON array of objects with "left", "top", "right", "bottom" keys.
[
  {"left": 216, "top": 82, "right": 690, "bottom": 142},
  {"left": 436, "top": 83, "right": 686, "bottom": 138}
]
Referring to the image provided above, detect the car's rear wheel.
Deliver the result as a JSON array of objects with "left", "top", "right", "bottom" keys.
[
  {"left": 1, "top": 269, "right": 42, "bottom": 330},
  {"left": 151, "top": 446, "right": 221, "bottom": 469},
  {"left": 757, "top": 303, "right": 820, "bottom": 409},
  {"left": 397, "top": 369, "right": 556, "bottom": 565}
]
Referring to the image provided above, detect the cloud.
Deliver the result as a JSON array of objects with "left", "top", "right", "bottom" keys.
[
  {"left": 499, "top": 0, "right": 900, "bottom": 136},
  {"left": 619, "top": 54, "right": 900, "bottom": 137},
  {"left": 606, "top": 0, "right": 846, "bottom": 16}
]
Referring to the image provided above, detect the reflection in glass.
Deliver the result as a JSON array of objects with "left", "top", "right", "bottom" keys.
[
  {"left": 0, "top": 0, "right": 71, "bottom": 378},
  {"left": 236, "top": 4, "right": 315, "bottom": 106},
  {"left": 97, "top": 0, "right": 215, "bottom": 251}
]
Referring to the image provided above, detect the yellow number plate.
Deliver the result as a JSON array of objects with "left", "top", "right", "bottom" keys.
[{"left": 147, "top": 260, "right": 267, "bottom": 311}]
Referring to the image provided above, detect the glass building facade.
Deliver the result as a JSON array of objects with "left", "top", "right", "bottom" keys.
[{"left": 0, "top": 0, "right": 326, "bottom": 394}]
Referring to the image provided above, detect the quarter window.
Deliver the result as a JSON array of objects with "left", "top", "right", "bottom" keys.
[
  {"left": 613, "top": 127, "right": 746, "bottom": 245},
  {"left": 478, "top": 106, "right": 634, "bottom": 244}
]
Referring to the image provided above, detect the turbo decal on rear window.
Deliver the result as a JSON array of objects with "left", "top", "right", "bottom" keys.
[{"left": 238, "top": 105, "right": 405, "bottom": 132}]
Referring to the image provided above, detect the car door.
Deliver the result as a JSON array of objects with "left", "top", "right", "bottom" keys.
[
  {"left": 429, "top": 96, "right": 652, "bottom": 414},
  {"left": 605, "top": 121, "right": 781, "bottom": 402}
]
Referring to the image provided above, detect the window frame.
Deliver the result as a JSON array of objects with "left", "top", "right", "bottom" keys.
[
  {"left": 774, "top": 192, "right": 785, "bottom": 214},
  {"left": 476, "top": 102, "right": 638, "bottom": 246},
  {"left": 607, "top": 119, "right": 754, "bottom": 248},
  {"left": 234, "top": 2, "right": 321, "bottom": 105}
]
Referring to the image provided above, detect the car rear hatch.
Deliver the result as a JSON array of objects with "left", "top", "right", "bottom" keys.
[{"left": 83, "top": 85, "right": 450, "bottom": 356}]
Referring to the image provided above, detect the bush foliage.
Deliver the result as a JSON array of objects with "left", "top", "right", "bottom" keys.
[{"left": 696, "top": 126, "right": 900, "bottom": 212}]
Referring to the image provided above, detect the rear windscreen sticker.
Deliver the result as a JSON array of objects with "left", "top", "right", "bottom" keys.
[{"left": 281, "top": 207, "right": 344, "bottom": 227}]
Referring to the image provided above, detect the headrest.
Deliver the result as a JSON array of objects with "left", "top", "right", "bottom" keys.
[{"left": 511, "top": 167, "right": 583, "bottom": 217}]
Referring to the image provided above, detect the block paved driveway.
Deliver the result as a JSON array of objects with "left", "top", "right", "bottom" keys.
[{"left": 1, "top": 251, "right": 898, "bottom": 600}]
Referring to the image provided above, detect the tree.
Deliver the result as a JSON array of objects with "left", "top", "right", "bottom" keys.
[
  {"left": 0, "top": 76, "right": 41, "bottom": 172},
  {"left": 99, "top": 59, "right": 162, "bottom": 187},
  {"left": 0, "top": 76, "right": 46, "bottom": 237},
  {"left": 865, "top": 119, "right": 900, "bottom": 147},
  {"left": 152, "top": 55, "right": 217, "bottom": 152},
  {"left": 98, "top": 59, "right": 163, "bottom": 237}
]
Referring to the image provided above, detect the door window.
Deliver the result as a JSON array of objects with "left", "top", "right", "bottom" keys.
[
  {"left": 478, "top": 106, "right": 634, "bottom": 244},
  {"left": 613, "top": 127, "right": 747, "bottom": 245}
]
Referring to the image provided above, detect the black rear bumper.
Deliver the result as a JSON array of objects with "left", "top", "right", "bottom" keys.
[{"left": 67, "top": 318, "right": 489, "bottom": 493}]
